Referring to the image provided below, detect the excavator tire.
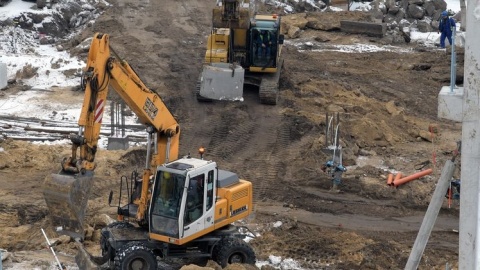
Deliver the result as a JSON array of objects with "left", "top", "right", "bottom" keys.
[
  {"left": 213, "top": 237, "right": 256, "bottom": 268},
  {"left": 114, "top": 241, "right": 157, "bottom": 270},
  {"left": 196, "top": 76, "right": 212, "bottom": 102}
]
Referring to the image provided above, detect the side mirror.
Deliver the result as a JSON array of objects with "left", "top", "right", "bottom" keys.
[{"left": 279, "top": 34, "right": 285, "bottom": 44}]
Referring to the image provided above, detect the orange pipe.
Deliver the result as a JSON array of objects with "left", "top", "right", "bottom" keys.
[
  {"left": 387, "top": 173, "right": 394, "bottom": 186},
  {"left": 394, "top": 169, "right": 433, "bottom": 187},
  {"left": 393, "top": 173, "right": 402, "bottom": 186}
]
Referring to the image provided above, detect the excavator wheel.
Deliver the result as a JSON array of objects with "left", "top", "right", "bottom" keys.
[
  {"left": 114, "top": 241, "right": 157, "bottom": 270},
  {"left": 196, "top": 76, "right": 212, "bottom": 102},
  {"left": 213, "top": 237, "right": 256, "bottom": 268}
]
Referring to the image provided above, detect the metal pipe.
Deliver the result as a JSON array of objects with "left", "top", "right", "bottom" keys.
[
  {"left": 41, "top": 228, "right": 63, "bottom": 270},
  {"left": 325, "top": 112, "right": 329, "bottom": 147},
  {"left": 121, "top": 102, "right": 125, "bottom": 137},
  {"left": 110, "top": 101, "right": 114, "bottom": 136},
  {"left": 450, "top": 27, "right": 457, "bottom": 92},
  {"left": 165, "top": 137, "right": 171, "bottom": 163},
  {"left": 145, "top": 132, "right": 152, "bottom": 169}
]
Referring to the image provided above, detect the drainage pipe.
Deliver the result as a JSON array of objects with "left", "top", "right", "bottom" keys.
[
  {"left": 392, "top": 173, "right": 402, "bottom": 186},
  {"left": 394, "top": 169, "right": 433, "bottom": 187},
  {"left": 387, "top": 173, "right": 393, "bottom": 185}
]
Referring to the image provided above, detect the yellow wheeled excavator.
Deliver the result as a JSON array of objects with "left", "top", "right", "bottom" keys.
[
  {"left": 197, "top": 0, "right": 284, "bottom": 105},
  {"left": 43, "top": 33, "right": 255, "bottom": 269}
]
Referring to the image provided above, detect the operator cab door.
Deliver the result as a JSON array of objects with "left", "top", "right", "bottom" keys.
[{"left": 182, "top": 169, "right": 216, "bottom": 239}]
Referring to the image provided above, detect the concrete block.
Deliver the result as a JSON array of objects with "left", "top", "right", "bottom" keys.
[
  {"left": 107, "top": 137, "right": 129, "bottom": 150},
  {"left": 340, "top": 20, "right": 386, "bottom": 37},
  {"left": 438, "top": 85, "right": 463, "bottom": 122},
  {"left": 0, "top": 62, "right": 7, "bottom": 89},
  {"left": 199, "top": 63, "right": 244, "bottom": 101}
]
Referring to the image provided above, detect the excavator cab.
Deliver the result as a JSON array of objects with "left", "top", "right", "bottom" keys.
[{"left": 148, "top": 159, "right": 219, "bottom": 244}]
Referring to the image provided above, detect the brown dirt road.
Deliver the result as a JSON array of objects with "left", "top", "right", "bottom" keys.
[{"left": 0, "top": 0, "right": 463, "bottom": 269}]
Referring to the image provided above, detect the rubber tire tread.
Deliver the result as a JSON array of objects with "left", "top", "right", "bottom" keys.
[
  {"left": 213, "top": 237, "right": 256, "bottom": 268},
  {"left": 114, "top": 241, "right": 157, "bottom": 270}
]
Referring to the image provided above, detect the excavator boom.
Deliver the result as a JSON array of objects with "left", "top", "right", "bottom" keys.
[{"left": 43, "top": 33, "right": 180, "bottom": 239}]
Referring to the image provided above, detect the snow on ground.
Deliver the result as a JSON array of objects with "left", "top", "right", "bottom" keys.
[{"left": 0, "top": 0, "right": 463, "bottom": 145}]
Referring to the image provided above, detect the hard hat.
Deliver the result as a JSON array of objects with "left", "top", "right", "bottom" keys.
[
  {"left": 164, "top": 172, "right": 170, "bottom": 179},
  {"left": 441, "top": 11, "right": 448, "bottom": 17}
]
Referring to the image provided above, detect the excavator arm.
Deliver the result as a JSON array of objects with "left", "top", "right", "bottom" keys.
[{"left": 44, "top": 33, "right": 180, "bottom": 238}]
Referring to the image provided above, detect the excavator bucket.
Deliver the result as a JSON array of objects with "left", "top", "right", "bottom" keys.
[
  {"left": 43, "top": 171, "right": 94, "bottom": 240},
  {"left": 199, "top": 63, "right": 244, "bottom": 101}
]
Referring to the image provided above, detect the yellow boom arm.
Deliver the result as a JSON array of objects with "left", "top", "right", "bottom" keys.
[{"left": 61, "top": 33, "right": 180, "bottom": 222}]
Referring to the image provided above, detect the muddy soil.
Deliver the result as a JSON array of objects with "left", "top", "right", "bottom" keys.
[{"left": 0, "top": 0, "right": 463, "bottom": 269}]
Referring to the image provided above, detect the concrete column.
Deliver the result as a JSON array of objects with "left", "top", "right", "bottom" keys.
[{"left": 459, "top": 0, "right": 480, "bottom": 268}]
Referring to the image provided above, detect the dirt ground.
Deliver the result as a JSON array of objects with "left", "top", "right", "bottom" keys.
[{"left": 0, "top": 0, "right": 464, "bottom": 269}]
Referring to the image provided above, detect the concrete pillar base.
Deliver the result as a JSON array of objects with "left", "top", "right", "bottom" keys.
[{"left": 438, "top": 85, "right": 463, "bottom": 122}]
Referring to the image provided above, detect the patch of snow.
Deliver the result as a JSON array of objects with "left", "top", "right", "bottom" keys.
[{"left": 257, "top": 255, "right": 306, "bottom": 270}]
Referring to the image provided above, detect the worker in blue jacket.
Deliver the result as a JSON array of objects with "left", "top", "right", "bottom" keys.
[{"left": 438, "top": 11, "right": 456, "bottom": 48}]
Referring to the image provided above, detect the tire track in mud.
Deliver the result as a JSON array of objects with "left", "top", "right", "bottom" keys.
[
  {"left": 199, "top": 102, "right": 290, "bottom": 210},
  {"left": 247, "top": 115, "right": 290, "bottom": 209},
  {"left": 206, "top": 111, "right": 257, "bottom": 161}
]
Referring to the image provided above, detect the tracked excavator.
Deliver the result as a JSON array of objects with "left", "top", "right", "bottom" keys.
[
  {"left": 197, "top": 0, "right": 284, "bottom": 105},
  {"left": 43, "top": 33, "right": 255, "bottom": 269}
]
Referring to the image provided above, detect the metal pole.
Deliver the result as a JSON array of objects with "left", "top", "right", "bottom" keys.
[
  {"left": 110, "top": 101, "right": 114, "bottom": 136},
  {"left": 404, "top": 160, "right": 456, "bottom": 269},
  {"left": 121, "top": 102, "right": 126, "bottom": 137},
  {"left": 459, "top": 0, "right": 480, "bottom": 268},
  {"left": 449, "top": 27, "right": 456, "bottom": 92},
  {"left": 41, "top": 228, "right": 63, "bottom": 270},
  {"left": 325, "top": 112, "right": 329, "bottom": 147}
]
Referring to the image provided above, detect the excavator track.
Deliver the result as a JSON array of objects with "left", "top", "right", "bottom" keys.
[{"left": 259, "top": 59, "right": 283, "bottom": 105}]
